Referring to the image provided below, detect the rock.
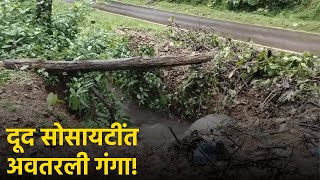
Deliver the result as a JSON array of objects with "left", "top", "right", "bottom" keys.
[
  {"left": 186, "top": 114, "right": 233, "bottom": 136},
  {"left": 278, "top": 123, "right": 288, "bottom": 132},
  {"left": 274, "top": 117, "right": 289, "bottom": 124}
]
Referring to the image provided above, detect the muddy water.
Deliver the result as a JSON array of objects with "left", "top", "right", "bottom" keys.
[{"left": 107, "top": 83, "right": 191, "bottom": 148}]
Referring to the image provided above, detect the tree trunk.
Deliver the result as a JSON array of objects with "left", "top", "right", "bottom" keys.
[{"left": 0, "top": 53, "right": 216, "bottom": 72}]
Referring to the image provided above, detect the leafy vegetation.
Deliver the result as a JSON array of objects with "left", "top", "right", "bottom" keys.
[
  {"left": 0, "top": 0, "right": 132, "bottom": 127},
  {"left": 1, "top": 0, "right": 319, "bottom": 124},
  {"left": 163, "top": 0, "right": 320, "bottom": 17},
  {"left": 0, "top": 70, "right": 12, "bottom": 86},
  {"left": 167, "top": 0, "right": 303, "bottom": 11},
  {"left": 111, "top": 43, "right": 170, "bottom": 111},
  {"left": 112, "top": 70, "right": 170, "bottom": 111},
  {"left": 67, "top": 72, "right": 129, "bottom": 127},
  {"left": 112, "top": 26, "right": 320, "bottom": 120}
]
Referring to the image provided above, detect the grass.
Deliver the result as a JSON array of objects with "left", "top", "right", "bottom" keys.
[
  {"left": 114, "top": 0, "right": 320, "bottom": 34},
  {"left": 55, "top": 0, "right": 165, "bottom": 33},
  {"left": 0, "top": 69, "right": 12, "bottom": 86},
  {"left": 89, "top": 9, "right": 165, "bottom": 32},
  {"left": 0, "top": 69, "right": 33, "bottom": 87}
]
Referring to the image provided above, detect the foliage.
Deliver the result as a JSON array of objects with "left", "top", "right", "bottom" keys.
[
  {"left": 162, "top": 0, "right": 320, "bottom": 16},
  {"left": 112, "top": 44, "right": 170, "bottom": 111},
  {"left": 0, "top": 0, "right": 131, "bottom": 126},
  {"left": 170, "top": 66, "right": 219, "bottom": 119},
  {"left": 0, "top": 0, "right": 90, "bottom": 60},
  {"left": 138, "top": 44, "right": 156, "bottom": 57},
  {"left": 47, "top": 92, "right": 63, "bottom": 111},
  {"left": 225, "top": 0, "right": 302, "bottom": 11},
  {"left": 67, "top": 72, "right": 126, "bottom": 126},
  {"left": 112, "top": 70, "right": 170, "bottom": 110},
  {"left": 296, "top": 0, "right": 320, "bottom": 20},
  {"left": 165, "top": 0, "right": 205, "bottom": 6},
  {"left": 2, "top": 0, "right": 319, "bottom": 123},
  {"left": 0, "top": 69, "right": 12, "bottom": 86},
  {"left": 113, "top": 25, "right": 320, "bottom": 120},
  {"left": 36, "top": 68, "right": 59, "bottom": 86}
]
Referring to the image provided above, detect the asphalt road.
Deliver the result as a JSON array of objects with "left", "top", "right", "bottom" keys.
[{"left": 92, "top": 1, "right": 320, "bottom": 55}]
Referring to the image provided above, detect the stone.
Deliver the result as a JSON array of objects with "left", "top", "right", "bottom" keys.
[
  {"left": 186, "top": 114, "right": 233, "bottom": 136},
  {"left": 274, "top": 117, "right": 289, "bottom": 124}
]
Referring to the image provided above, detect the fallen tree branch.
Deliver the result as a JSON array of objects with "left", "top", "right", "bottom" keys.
[{"left": 0, "top": 52, "right": 216, "bottom": 72}]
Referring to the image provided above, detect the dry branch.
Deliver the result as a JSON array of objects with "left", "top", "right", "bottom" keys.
[{"left": 0, "top": 52, "right": 216, "bottom": 72}]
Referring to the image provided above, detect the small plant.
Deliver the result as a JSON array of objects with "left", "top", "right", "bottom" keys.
[
  {"left": 138, "top": 44, "right": 156, "bottom": 57},
  {"left": 46, "top": 92, "right": 63, "bottom": 111},
  {"left": 37, "top": 69, "right": 59, "bottom": 86},
  {"left": 0, "top": 69, "right": 12, "bottom": 86},
  {"left": 112, "top": 69, "right": 170, "bottom": 111},
  {"left": 67, "top": 72, "right": 126, "bottom": 127}
]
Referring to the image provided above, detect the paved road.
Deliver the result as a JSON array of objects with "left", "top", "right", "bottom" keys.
[{"left": 92, "top": 1, "right": 320, "bottom": 54}]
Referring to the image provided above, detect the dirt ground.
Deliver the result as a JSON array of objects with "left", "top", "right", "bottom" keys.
[{"left": 0, "top": 29, "right": 319, "bottom": 179}]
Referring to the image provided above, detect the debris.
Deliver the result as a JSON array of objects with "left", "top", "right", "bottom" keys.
[
  {"left": 311, "top": 146, "right": 320, "bottom": 158},
  {"left": 193, "top": 141, "right": 227, "bottom": 165}
]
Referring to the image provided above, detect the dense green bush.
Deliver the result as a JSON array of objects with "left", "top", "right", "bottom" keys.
[
  {"left": 297, "top": 0, "right": 320, "bottom": 19},
  {"left": 163, "top": 0, "right": 305, "bottom": 11},
  {"left": 112, "top": 45, "right": 170, "bottom": 111},
  {"left": 0, "top": 0, "right": 89, "bottom": 59},
  {"left": 226, "top": 0, "right": 302, "bottom": 11},
  {"left": 112, "top": 70, "right": 170, "bottom": 111},
  {"left": 165, "top": 0, "right": 206, "bottom": 6},
  {"left": 0, "top": 0, "right": 130, "bottom": 126}
]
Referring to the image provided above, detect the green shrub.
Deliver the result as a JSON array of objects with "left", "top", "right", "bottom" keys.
[
  {"left": 227, "top": 0, "right": 302, "bottom": 11},
  {"left": 161, "top": 0, "right": 305, "bottom": 11},
  {"left": 0, "top": 0, "right": 131, "bottom": 126},
  {"left": 164, "top": 0, "right": 207, "bottom": 6}
]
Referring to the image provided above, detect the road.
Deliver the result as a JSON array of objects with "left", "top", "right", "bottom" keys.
[{"left": 91, "top": 1, "right": 320, "bottom": 55}]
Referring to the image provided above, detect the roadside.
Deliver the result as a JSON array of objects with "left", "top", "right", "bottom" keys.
[
  {"left": 91, "top": 1, "right": 320, "bottom": 54},
  {"left": 114, "top": 0, "right": 320, "bottom": 34},
  {"left": 59, "top": 0, "right": 165, "bottom": 32}
]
